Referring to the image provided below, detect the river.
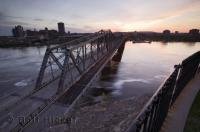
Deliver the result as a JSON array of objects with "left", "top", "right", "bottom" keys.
[
  {"left": 0, "top": 42, "right": 199, "bottom": 100},
  {"left": 94, "top": 42, "right": 200, "bottom": 100}
]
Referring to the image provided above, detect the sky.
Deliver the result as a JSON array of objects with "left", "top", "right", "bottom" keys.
[{"left": 0, "top": 0, "right": 200, "bottom": 36}]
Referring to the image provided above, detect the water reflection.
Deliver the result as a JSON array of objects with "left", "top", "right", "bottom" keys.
[{"left": 94, "top": 41, "right": 200, "bottom": 99}]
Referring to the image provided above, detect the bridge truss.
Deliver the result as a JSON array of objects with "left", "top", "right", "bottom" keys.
[
  {"left": 35, "top": 30, "right": 115, "bottom": 94},
  {"left": 11, "top": 30, "right": 123, "bottom": 131}
]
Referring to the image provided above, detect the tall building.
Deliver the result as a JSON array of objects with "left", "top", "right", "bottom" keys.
[
  {"left": 57, "top": 22, "right": 65, "bottom": 34},
  {"left": 12, "top": 25, "right": 25, "bottom": 37}
]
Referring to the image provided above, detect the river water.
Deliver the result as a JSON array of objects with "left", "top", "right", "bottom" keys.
[
  {"left": 0, "top": 46, "right": 46, "bottom": 97},
  {"left": 95, "top": 42, "right": 200, "bottom": 100},
  {"left": 0, "top": 42, "right": 199, "bottom": 100}
]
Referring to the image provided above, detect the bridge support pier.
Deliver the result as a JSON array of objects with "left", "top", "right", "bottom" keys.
[
  {"left": 112, "top": 42, "right": 125, "bottom": 62},
  {"left": 101, "top": 42, "right": 125, "bottom": 75}
]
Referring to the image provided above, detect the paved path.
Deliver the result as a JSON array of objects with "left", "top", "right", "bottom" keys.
[{"left": 161, "top": 73, "right": 200, "bottom": 132}]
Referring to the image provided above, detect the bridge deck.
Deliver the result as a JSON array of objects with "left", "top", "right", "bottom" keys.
[
  {"left": 160, "top": 73, "right": 200, "bottom": 132},
  {"left": 0, "top": 36, "right": 124, "bottom": 131},
  {"left": 58, "top": 39, "right": 122, "bottom": 104},
  {"left": 21, "top": 39, "right": 125, "bottom": 131}
]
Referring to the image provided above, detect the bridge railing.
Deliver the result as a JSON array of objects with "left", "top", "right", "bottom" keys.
[
  {"left": 127, "top": 51, "right": 200, "bottom": 132},
  {"left": 35, "top": 30, "right": 116, "bottom": 95},
  {"left": 171, "top": 51, "right": 200, "bottom": 104}
]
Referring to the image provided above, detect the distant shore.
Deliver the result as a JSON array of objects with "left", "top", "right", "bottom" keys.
[
  {"left": 0, "top": 34, "right": 84, "bottom": 48},
  {"left": 1, "top": 39, "right": 199, "bottom": 48},
  {"left": 0, "top": 32, "right": 200, "bottom": 48}
]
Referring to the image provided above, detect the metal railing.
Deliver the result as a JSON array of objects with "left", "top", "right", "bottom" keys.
[{"left": 127, "top": 51, "right": 200, "bottom": 132}]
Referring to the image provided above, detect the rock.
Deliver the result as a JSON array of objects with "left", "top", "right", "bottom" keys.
[{"left": 63, "top": 94, "right": 151, "bottom": 132}]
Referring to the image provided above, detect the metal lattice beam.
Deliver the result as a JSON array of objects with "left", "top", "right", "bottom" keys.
[{"left": 35, "top": 30, "right": 114, "bottom": 94}]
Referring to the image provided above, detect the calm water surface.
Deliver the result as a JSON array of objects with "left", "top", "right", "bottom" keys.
[
  {"left": 0, "top": 42, "right": 199, "bottom": 99},
  {"left": 95, "top": 42, "right": 200, "bottom": 99},
  {"left": 0, "top": 46, "right": 46, "bottom": 97}
]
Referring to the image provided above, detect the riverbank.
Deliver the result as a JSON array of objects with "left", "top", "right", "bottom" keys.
[
  {"left": 62, "top": 94, "right": 151, "bottom": 132},
  {"left": 0, "top": 35, "right": 82, "bottom": 48},
  {"left": 1, "top": 32, "right": 200, "bottom": 48}
]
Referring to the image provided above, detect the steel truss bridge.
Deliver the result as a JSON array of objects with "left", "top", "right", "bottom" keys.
[
  {"left": 0, "top": 30, "right": 199, "bottom": 132},
  {"left": 3, "top": 30, "right": 126, "bottom": 131}
]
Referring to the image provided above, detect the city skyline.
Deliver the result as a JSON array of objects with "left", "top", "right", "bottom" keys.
[{"left": 0, "top": 0, "right": 200, "bottom": 36}]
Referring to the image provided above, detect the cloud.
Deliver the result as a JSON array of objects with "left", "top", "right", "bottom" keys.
[
  {"left": 0, "top": 20, "right": 30, "bottom": 27},
  {"left": 0, "top": 12, "right": 29, "bottom": 27},
  {"left": 34, "top": 18, "right": 43, "bottom": 21},
  {"left": 0, "top": 12, "right": 25, "bottom": 20},
  {"left": 70, "top": 14, "right": 84, "bottom": 20},
  {"left": 0, "top": 12, "right": 4, "bottom": 20},
  {"left": 83, "top": 25, "right": 94, "bottom": 30},
  {"left": 107, "top": 0, "right": 200, "bottom": 23},
  {"left": 0, "top": 25, "right": 12, "bottom": 36},
  {"left": 67, "top": 27, "right": 92, "bottom": 33},
  {"left": 0, "top": 0, "right": 200, "bottom": 35}
]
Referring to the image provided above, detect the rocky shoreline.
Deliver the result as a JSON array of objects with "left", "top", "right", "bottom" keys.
[{"left": 50, "top": 94, "right": 152, "bottom": 132}]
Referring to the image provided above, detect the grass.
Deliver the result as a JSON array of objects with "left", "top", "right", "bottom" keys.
[{"left": 184, "top": 91, "right": 200, "bottom": 132}]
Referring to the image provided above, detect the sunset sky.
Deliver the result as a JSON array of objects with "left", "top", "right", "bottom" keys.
[{"left": 0, "top": 0, "right": 200, "bottom": 35}]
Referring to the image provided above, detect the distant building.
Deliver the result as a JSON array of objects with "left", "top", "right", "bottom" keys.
[
  {"left": 67, "top": 31, "right": 70, "bottom": 35},
  {"left": 39, "top": 27, "right": 49, "bottom": 39},
  {"left": 26, "top": 30, "right": 38, "bottom": 37},
  {"left": 189, "top": 29, "right": 199, "bottom": 36},
  {"left": 58, "top": 22, "right": 65, "bottom": 34},
  {"left": 26, "top": 27, "right": 58, "bottom": 39},
  {"left": 48, "top": 30, "right": 58, "bottom": 38},
  {"left": 175, "top": 31, "right": 179, "bottom": 34},
  {"left": 163, "top": 30, "right": 171, "bottom": 35},
  {"left": 12, "top": 25, "right": 25, "bottom": 37}
]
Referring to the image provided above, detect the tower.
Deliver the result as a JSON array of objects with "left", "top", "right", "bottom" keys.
[{"left": 57, "top": 22, "right": 65, "bottom": 34}]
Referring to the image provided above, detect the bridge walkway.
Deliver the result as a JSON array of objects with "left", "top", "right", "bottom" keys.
[{"left": 160, "top": 72, "right": 200, "bottom": 132}]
